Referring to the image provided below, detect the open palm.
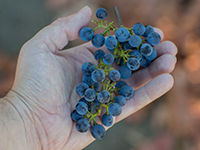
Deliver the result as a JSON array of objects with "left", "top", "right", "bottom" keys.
[{"left": 8, "top": 6, "right": 177, "bottom": 150}]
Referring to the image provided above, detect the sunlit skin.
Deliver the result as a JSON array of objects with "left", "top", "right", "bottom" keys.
[{"left": 0, "top": 6, "right": 177, "bottom": 150}]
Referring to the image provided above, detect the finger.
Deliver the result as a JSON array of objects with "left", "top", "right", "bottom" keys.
[
  {"left": 155, "top": 41, "right": 178, "bottom": 57},
  {"left": 22, "top": 6, "right": 92, "bottom": 54},
  {"left": 154, "top": 27, "right": 164, "bottom": 41},
  {"left": 126, "top": 54, "right": 176, "bottom": 89},
  {"left": 115, "top": 73, "right": 174, "bottom": 123}
]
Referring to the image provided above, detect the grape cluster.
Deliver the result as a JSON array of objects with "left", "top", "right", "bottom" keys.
[{"left": 71, "top": 7, "right": 161, "bottom": 140}]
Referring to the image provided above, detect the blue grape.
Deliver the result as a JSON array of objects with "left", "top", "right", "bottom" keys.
[
  {"left": 127, "top": 58, "right": 140, "bottom": 70},
  {"left": 79, "top": 27, "right": 94, "bottom": 41},
  {"left": 82, "top": 74, "right": 95, "bottom": 86},
  {"left": 116, "top": 81, "right": 127, "bottom": 89},
  {"left": 115, "top": 27, "right": 130, "bottom": 42},
  {"left": 92, "top": 69, "right": 105, "bottom": 83},
  {"left": 128, "top": 35, "right": 142, "bottom": 47},
  {"left": 109, "top": 69, "right": 121, "bottom": 82},
  {"left": 82, "top": 62, "right": 95, "bottom": 75},
  {"left": 142, "top": 25, "right": 154, "bottom": 38},
  {"left": 120, "top": 85, "right": 134, "bottom": 99},
  {"left": 107, "top": 48, "right": 114, "bottom": 53},
  {"left": 102, "top": 114, "right": 113, "bottom": 127},
  {"left": 93, "top": 96, "right": 100, "bottom": 106},
  {"left": 140, "top": 56, "right": 151, "bottom": 67},
  {"left": 118, "top": 65, "right": 132, "bottom": 79},
  {"left": 124, "top": 41, "right": 134, "bottom": 50},
  {"left": 130, "top": 50, "right": 142, "bottom": 60},
  {"left": 71, "top": 110, "right": 83, "bottom": 122},
  {"left": 76, "top": 83, "right": 89, "bottom": 96},
  {"left": 140, "top": 43, "right": 153, "bottom": 56},
  {"left": 147, "top": 32, "right": 161, "bottom": 46},
  {"left": 76, "top": 118, "right": 90, "bottom": 133},
  {"left": 84, "top": 88, "right": 96, "bottom": 102},
  {"left": 94, "top": 49, "right": 105, "bottom": 60},
  {"left": 79, "top": 97, "right": 89, "bottom": 105},
  {"left": 97, "top": 90, "right": 110, "bottom": 103},
  {"left": 95, "top": 8, "right": 107, "bottom": 20},
  {"left": 145, "top": 48, "right": 157, "bottom": 61},
  {"left": 91, "top": 124, "right": 106, "bottom": 140},
  {"left": 93, "top": 82, "right": 99, "bottom": 91},
  {"left": 76, "top": 101, "right": 88, "bottom": 115},
  {"left": 105, "top": 36, "right": 118, "bottom": 49},
  {"left": 108, "top": 103, "right": 122, "bottom": 116},
  {"left": 114, "top": 95, "right": 126, "bottom": 107},
  {"left": 133, "top": 23, "right": 146, "bottom": 35},
  {"left": 103, "top": 53, "right": 114, "bottom": 65},
  {"left": 92, "top": 34, "right": 105, "bottom": 48}
]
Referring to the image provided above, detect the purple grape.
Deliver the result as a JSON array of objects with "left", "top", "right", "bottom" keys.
[
  {"left": 103, "top": 53, "right": 114, "bottom": 65},
  {"left": 114, "top": 95, "right": 126, "bottom": 107},
  {"left": 115, "top": 27, "right": 130, "bottom": 42},
  {"left": 118, "top": 65, "right": 132, "bottom": 79},
  {"left": 102, "top": 114, "right": 113, "bottom": 127},
  {"left": 109, "top": 69, "right": 121, "bottom": 82},
  {"left": 92, "top": 69, "right": 105, "bottom": 83},
  {"left": 133, "top": 23, "right": 146, "bottom": 35},
  {"left": 140, "top": 43, "right": 153, "bottom": 57},
  {"left": 127, "top": 58, "right": 140, "bottom": 71},
  {"left": 108, "top": 103, "right": 122, "bottom": 116},
  {"left": 130, "top": 50, "right": 142, "bottom": 60},
  {"left": 82, "top": 74, "right": 95, "bottom": 86},
  {"left": 97, "top": 90, "right": 110, "bottom": 103},
  {"left": 105, "top": 36, "right": 118, "bottom": 49},
  {"left": 95, "top": 8, "right": 107, "bottom": 20},
  {"left": 84, "top": 88, "right": 96, "bottom": 102},
  {"left": 82, "top": 62, "right": 95, "bottom": 75},
  {"left": 120, "top": 85, "right": 134, "bottom": 99},
  {"left": 71, "top": 110, "right": 83, "bottom": 122},
  {"left": 76, "top": 83, "right": 89, "bottom": 96},
  {"left": 145, "top": 48, "right": 157, "bottom": 61},
  {"left": 76, "top": 118, "right": 90, "bottom": 133},
  {"left": 147, "top": 32, "right": 161, "bottom": 46},
  {"left": 91, "top": 124, "right": 106, "bottom": 140},
  {"left": 76, "top": 101, "right": 88, "bottom": 115},
  {"left": 79, "top": 27, "right": 94, "bottom": 41},
  {"left": 94, "top": 49, "right": 105, "bottom": 60},
  {"left": 128, "top": 35, "right": 142, "bottom": 47},
  {"left": 92, "top": 34, "right": 105, "bottom": 48}
]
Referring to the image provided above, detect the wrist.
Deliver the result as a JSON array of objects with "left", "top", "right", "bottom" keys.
[{"left": 0, "top": 91, "right": 41, "bottom": 150}]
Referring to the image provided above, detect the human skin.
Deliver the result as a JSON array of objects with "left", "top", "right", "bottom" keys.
[{"left": 0, "top": 6, "right": 177, "bottom": 150}]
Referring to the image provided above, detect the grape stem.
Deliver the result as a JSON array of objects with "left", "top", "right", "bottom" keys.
[{"left": 113, "top": 6, "right": 123, "bottom": 28}]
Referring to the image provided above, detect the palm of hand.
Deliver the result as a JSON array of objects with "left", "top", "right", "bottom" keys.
[{"left": 9, "top": 6, "right": 177, "bottom": 150}]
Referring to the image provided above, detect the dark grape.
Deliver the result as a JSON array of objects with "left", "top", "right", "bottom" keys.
[
  {"left": 91, "top": 124, "right": 106, "bottom": 140},
  {"left": 133, "top": 23, "right": 145, "bottom": 35},
  {"left": 94, "top": 49, "right": 105, "bottom": 60},
  {"left": 118, "top": 65, "right": 132, "bottom": 79},
  {"left": 92, "top": 34, "right": 105, "bottom": 48},
  {"left": 93, "top": 82, "right": 99, "bottom": 91},
  {"left": 79, "top": 27, "right": 94, "bottom": 41},
  {"left": 109, "top": 69, "right": 121, "bottom": 82},
  {"left": 120, "top": 85, "right": 134, "bottom": 99},
  {"left": 103, "top": 53, "right": 114, "bottom": 65},
  {"left": 127, "top": 58, "right": 140, "bottom": 70},
  {"left": 92, "top": 69, "right": 105, "bottom": 83},
  {"left": 71, "top": 110, "right": 83, "bottom": 122},
  {"left": 140, "top": 56, "right": 151, "bottom": 67},
  {"left": 114, "top": 95, "right": 126, "bottom": 107},
  {"left": 115, "top": 27, "right": 130, "bottom": 42},
  {"left": 76, "top": 118, "right": 90, "bottom": 133},
  {"left": 140, "top": 43, "right": 153, "bottom": 56},
  {"left": 95, "top": 8, "right": 107, "bottom": 20},
  {"left": 116, "top": 81, "right": 127, "bottom": 89},
  {"left": 102, "top": 114, "right": 113, "bottom": 127},
  {"left": 145, "top": 48, "right": 157, "bottom": 61},
  {"left": 79, "top": 97, "right": 89, "bottom": 105},
  {"left": 76, "top": 101, "right": 88, "bottom": 115},
  {"left": 142, "top": 25, "right": 154, "bottom": 38},
  {"left": 108, "top": 103, "right": 122, "bottom": 116},
  {"left": 105, "top": 36, "right": 118, "bottom": 49},
  {"left": 124, "top": 41, "right": 134, "bottom": 50},
  {"left": 97, "top": 90, "right": 110, "bottom": 103},
  {"left": 130, "top": 50, "right": 142, "bottom": 60},
  {"left": 84, "top": 88, "right": 96, "bottom": 102},
  {"left": 128, "top": 35, "right": 142, "bottom": 47},
  {"left": 76, "top": 83, "right": 89, "bottom": 96},
  {"left": 147, "top": 32, "right": 161, "bottom": 46},
  {"left": 82, "top": 62, "right": 95, "bottom": 75},
  {"left": 82, "top": 74, "right": 95, "bottom": 86}
]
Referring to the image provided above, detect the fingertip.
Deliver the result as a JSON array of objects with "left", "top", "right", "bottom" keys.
[{"left": 154, "top": 27, "right": 164, "bottom": 41}]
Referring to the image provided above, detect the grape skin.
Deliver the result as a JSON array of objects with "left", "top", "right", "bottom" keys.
[
  {"left": 76, "top": 83, "right": 89, "bottom": 96},
  {"left": 145, "top": 48, "right": 157, "bottom": 61},
  {"left": 140, "top": 43, "right": 153, "bottom": 57},
  {"left": 102, "top": 114, "right": 113, "bottom": 127},
  {"left": 108, "top": 103, "right": 122, "bottom": 116},
  {"left": 114, "top": 95, "right": 126, "bottom": 107},
  {"left": 76, "top": 118, "right": 90, "bottom": 133},
  {"left": 84, "top": 88, "right": 96, "bottom": 102},
  {"left": 91, "top": 124, "right": 106, "bottom": 140},
  {"left": 76, "top": 101, "right": 88, "bottom": 115},
  {"left": 115, "top": 27, "right": 130, "bottom": 42},
  {"left": 142, "top": 25, "right": 154, "bottom": 38},
  {"left": 118, "top": 65, "right": 132, "bottom": 79},
  {"left": 140, "top": 56, "right": 151, "bottom": 67},
  {"left": 103, "top": 53, "right": 114, "bottom": 65},
  {"left": 109, "top": 69, "right": 121, "bottom": 82},
  {"left": 82, "top": 74, "right": 95, "bottom": 86},
  {"left": 128, "top": 35, "right": 142, "bottom": 47},
  {"left": 79, "top": 27, "right": 94, "bottom": 41},
  {"left": 97, "top": 90, "right": 110, "bottom": 103},
  {"left": 133, "top": 23, "right": 146, "bottom": 35},
  {"left": 71, "top": 110, "right": 83, "bottom": 122},
  {"left": 120, "top": 85, "right": 134, "bottom": 99},
  {"left": 147, "top": 32, "right": 161, "bottom": 46},
  {"left": 92, "top": 69, "right": 105, "bottom": 83},
  {"left": 95, "top": 8, "right": 107, "bottom": 20},
  {"left": 130, "top": 50, "right": 142, "bottom": 60},
  {"left": 92, "top": 34, "right": 105, "bottom": 48},
  {"left": 82, "top": 62, "right": 95, "bottom": 75},
  {"left": 127, "top": 57, "right": 140, "bottom": 71},
  {"left": 94, "top": 49, "right": 105, "bottom": 60},
  {"left": 105, "top": 36, "right": 118, "bottom": 49}
]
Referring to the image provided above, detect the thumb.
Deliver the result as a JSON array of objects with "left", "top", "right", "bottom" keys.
[{"left": 23, "top": 6, "right": 92, "bottom": 54}]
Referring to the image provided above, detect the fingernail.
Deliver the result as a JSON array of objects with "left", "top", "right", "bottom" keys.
[
  {"left": 78, "top": 6, "right": 88, "bottom": 14},
  {"left": 173, "top": 55, "right": 177, "bottom": 63}
]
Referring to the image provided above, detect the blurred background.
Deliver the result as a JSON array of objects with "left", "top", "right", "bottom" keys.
[{"left": 0, "top": 0, "right": 200, "bottom": 149}]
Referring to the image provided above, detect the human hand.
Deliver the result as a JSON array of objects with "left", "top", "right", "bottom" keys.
[{"left": 4, "top": 6, "right": 177, "bottom": 150}]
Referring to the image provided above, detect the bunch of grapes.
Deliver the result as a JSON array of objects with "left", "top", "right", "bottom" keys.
[{"left": 71, "top": 7, "right": 161, "bottom": 140}]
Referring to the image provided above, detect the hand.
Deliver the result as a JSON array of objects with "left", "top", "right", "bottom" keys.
[{"left": 4, "top": 6, "right": 177, "bottom": 150}]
